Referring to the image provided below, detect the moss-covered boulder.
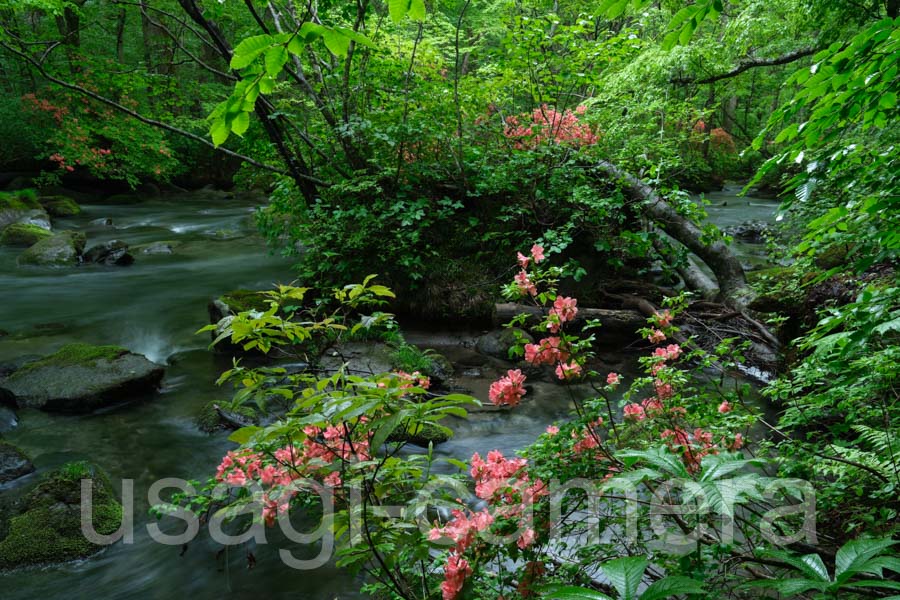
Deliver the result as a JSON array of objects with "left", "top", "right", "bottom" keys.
[
  {"left": 195, "top": 401, "right": 258, "bottom": 433},
  {"left": 0, "top": 189, "right": 41, "bottom": 229},
  {"left": 39, "top": 195, "right": 81, "bottom": 217},
  {"left": 0, "top": 223, "right": 52, "bottom": 247},
  {"left": 0, "top": 343, "right": 164, "bottom": 413},
  {"left": 0, "top": 461, "right": 123, "bottom": 569},
  {"left": 0, "top": 440, "right": 34, "bottom": 483},
  {"left": 16, "top": 230, "right": 85, "bottom": 267}
]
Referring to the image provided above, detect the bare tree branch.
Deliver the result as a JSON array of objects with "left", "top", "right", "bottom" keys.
[{"left": 673, "top": 47, "right": 817, "bottom": 85}]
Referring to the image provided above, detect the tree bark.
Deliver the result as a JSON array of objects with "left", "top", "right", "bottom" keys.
[
  {"left": 493, "top": 303, "right": 645, "bottom": 335},
  {"left": 593, "top": 161, "right": 754, "bottom": 309}
]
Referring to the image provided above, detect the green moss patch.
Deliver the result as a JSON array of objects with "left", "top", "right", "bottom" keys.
[
  {"left": 0, "top": 223, "right": 51, "bottom": 247},
  {"left": 0, "top": 189, "right": 39, "bottom": 212},
  {"left": 39, "top": 195, "right": 81, "bottom": 217},
  {"left": 220, "top": 289, "right": 275, "bottom": 314},
  {"left": 14, "top": 343, "right": 128, "bottom": 376},
  {"left": 0, "top": 461, "right": 123, "bottom": 569},
  {"left": 388, "top": 423, "right": 452, "bottom": 447}
]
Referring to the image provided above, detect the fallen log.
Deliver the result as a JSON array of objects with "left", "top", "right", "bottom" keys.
[{"left": 493, "top": 303, "right": 646, "bottom": 334}]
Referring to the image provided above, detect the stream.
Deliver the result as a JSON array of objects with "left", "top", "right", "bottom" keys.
[{"left": 0, "top": 185, "right": 779, "bottom": 599}]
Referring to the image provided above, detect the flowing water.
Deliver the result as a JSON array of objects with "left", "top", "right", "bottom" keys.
[{"left": 0, "top": 186, "right": 778, "bottom": 599}]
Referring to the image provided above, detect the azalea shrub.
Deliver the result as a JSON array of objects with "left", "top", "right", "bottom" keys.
[{"left": 164, "top": 253, "right": 898, "bottom": 600}]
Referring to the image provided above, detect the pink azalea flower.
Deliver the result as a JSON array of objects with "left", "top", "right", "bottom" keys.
[
  {"left": 441, "top": 554, "right": 472, "bottom": 600},
  {"left": 655, "top": 309, "right": 673, "bottom": 328},
  {"left": 514, "top": 270, "right": 537, "bottom": 296},
  {"left": 517, "top": 528, "right": 536, "bottom": 549},
  {"left": 648, "top": 329, "right": 666, "bottom": 344},
  {"left": 530, "top": 244, "right": 545, "bottom": 263},
  {"left": 550, "top": 296, "right": 578, "bottom": 322},
  {"left": 606, "top": 372, "right": 620, "bottom": 386},
  {"left": 546, "top": 425, "right": 559, "bottom": 435},
  {"left": 488, "top": 369, "right": 527, "bottom": 406},
  {"left": 517, "top": 252, "right": 531, "bottom": 268},
  {"left": 555, "top": 361, "right": 582, "bottom": 380},
  {"left": 623, "top": 403, "right": 645, "bottom": 421},
  {"left": 718, "top": 400, "right": 732, "bottom": 414}
]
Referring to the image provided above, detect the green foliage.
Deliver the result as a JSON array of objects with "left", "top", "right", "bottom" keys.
[
  {"left": 747, "top": 537, "right": 900, "bottom": 598},
  {"left": 544, "top": 556, "right": 705, "bottom": 599}
]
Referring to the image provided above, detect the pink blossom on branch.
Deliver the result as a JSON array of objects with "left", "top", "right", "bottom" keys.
[
  {"left": 530, "top": 244, "right": 545, "bottom": 263},
  {"left": 514, "top": 270, "right": 537, "bottom": 296},
  {"left": 488, "top": 369, "right": 527, "bottom": 406}
]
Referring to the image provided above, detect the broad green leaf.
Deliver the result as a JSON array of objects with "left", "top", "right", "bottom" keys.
[
  {"left": 601, "top": 556, "right": 648, "bottom": 600},
  {"left": 230, "top": 34, "right": 275, "bottom": 69},
  {"left": 408, "top": 0, "right": 426, "bottom": 21},
  {"left": 322, "top": 29, "right": 351, "bottom": 57},
  {"left": 640, "top": 576, "right": 705, "bottom": 600},
  {"left": 228, "top": 425, "right": 261, "bottom": 444},
  {"left": 388, "top": 0, "right": 410, "bottom": 23},
  {"left": 264, "top": 46, "right": 288, "bottom": 77},
  {"left": 541, "top": 585, "right": 614, "bottom": 600},
  {"left": 231, "top": 111, "right": 250, "bottom": 137}
]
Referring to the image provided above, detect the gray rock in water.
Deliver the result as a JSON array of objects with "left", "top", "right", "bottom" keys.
[
  {"left": 15, "top": 208, "right": 51, "bottom": 231},
  {"left": 83, "top": 239, "right": 133, "bottom": 266},
  {"left": 724, "top": 220, "right": 770, "bottom": 244},
  {"left": 0, "top": 343, "right": 164, "bottom": 413},
  {"left": 16, "top": 230, "right": 85, "bottom": 267},
  {"left": 0, "top": 355, "right": 41, "bottom": 379},
  {"left": 90, "top": 217, "right": 114, "bottom": 227},
  {"left": 0, "top": 441, "right": 34, "bottom": 483},
  {"left": 140, "top": 241, "right": 174, "bottom": 255},
  {"left": 475, "top": 328, "right": 533, "bottom": 360}
]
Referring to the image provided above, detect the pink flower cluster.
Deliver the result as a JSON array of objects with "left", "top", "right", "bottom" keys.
[
  {"left": 555, "top": 361, "right": 582, "bottom": 380},
  {"left": 524, "top": 336, "right": 569, "bottom": 365},
  {"left": 394, "top": 370, "right": 431, "bottom": 390},
  {"left": 489, "top": 369, "right": 527, "bottom": 407},
  {"left": 514, "top": 245, "right": 545, "bottom": 296},
  {"left": 504, "top": 105, "right": 599, "bottom": 149},
  {"left": 215, "top": 423, "right": 370, "bottom": 526},
  {"left": 431, "top": 451, "right": 547, "bottom": 599},
  {"left": 546, "top": 296, "right": 577, "bottom": 332}
]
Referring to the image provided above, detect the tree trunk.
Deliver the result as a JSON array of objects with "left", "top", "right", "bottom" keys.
[
  {"left": 115, "top": 9, "right": 126, "bottom": 64},
  {"left": 494, "top": 303, "right": 646, "bottom": 336},
  {"left": 593, "top": 160, "right": 754, "bottom": 309}
]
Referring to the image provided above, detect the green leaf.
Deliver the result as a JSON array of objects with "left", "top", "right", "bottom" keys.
[
  {"left": 388, "top": 0, "right": 410, "bottom": 23},
  {"left": 541, "top": 585, "right": 614, "bottom": 600},
  {"left": 640, "top": 576, "right": 705, "bottom": 600},
  {"left": 322, "top": 28, "right": 351, "bottom": 57},
  {"left": 210, "top": 119, "right": 230, "bottom": 147},
  {"left": 230, "top": 34, "right": 275, "bottom": 70},
  {"left": 228, "top": 426, "right": 261, "bottom": 444},
  {"left": 264, "top": 46, "right": 288, "bottom": 77},
  {"left": 835, "top": 538, "right": 898, "bottom": 583},
  {"left": 408, "top": 0, "right": 426, "bottom": 21},
  {"left": 601, "top": 556, "right": 648, "bottom": 600},
  {"left": 231, "top": 111, "right": 250, "bottom": 137}
]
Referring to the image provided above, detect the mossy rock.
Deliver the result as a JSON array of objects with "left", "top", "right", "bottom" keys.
[
  {"left": 0, "top": 461, "right": 123, "bottom": 570},
  {"left": 17, "top": 230, "right": 86, "bottom": 267},
  {"left": 0, "top": 189, "right": 39, "bottom": 213},
  {"left": 387, "top": 423, "right": 452, "bottom": 447},
  {"left": 195, "top": 401, "right": 258, "bottom": 433},
  {"left": 0, "top": 223, "right": 52, "bottom": 247},
  {"left": 0, "top": 343, "right": 164, "bottom": 412},
  {"left": 0, "top": 189, "right": 42, "bottom": 230},
  {"left": 39, "top": 195, "right": 81, "bottom": 217},
  {"left": 814, "top": 244, "right": 854, "bottom": 270},
  {"left": 0, "top": 441, "right": 34, "bottom": 483},
  {"left": 219, "top": 289, "right": 274, "bottom": 314}
]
